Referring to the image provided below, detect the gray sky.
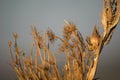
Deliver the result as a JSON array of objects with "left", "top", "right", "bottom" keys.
[{"left": 0, "top": 0, "right": 120, "bottom": 80}]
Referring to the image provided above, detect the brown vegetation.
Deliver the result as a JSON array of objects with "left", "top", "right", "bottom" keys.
[{"left": 8, "top": 0, "right": 120, "bottom": 80}]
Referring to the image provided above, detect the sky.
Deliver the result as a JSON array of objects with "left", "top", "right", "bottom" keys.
[{"left": 0, "top": 0, "right": 120, "bottom": 80}]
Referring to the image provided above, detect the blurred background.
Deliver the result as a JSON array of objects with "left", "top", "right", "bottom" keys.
[{"left": 0, "top": 0, "right": 120, "bottom": 80}]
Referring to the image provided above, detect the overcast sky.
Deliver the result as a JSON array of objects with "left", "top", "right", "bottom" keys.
[{"left": 0, "top": 0, "right": 120, "bottom": 80}]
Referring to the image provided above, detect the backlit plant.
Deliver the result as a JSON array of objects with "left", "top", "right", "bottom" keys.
[{"left": 8, "top": 0, "right": 120, "bottom": 80}]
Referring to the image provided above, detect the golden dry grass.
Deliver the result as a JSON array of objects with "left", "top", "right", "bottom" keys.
[{"left": 8, "top": 0, "right": 120, "bottom": 80}]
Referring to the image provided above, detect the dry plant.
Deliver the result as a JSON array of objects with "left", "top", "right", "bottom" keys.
[{"left": 8, "top": 0, "right": 120, "bottom": 80}]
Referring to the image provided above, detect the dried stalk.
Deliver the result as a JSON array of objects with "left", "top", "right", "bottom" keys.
[{"left": 8, "top": 0, "right": 119, "bottom": 80}]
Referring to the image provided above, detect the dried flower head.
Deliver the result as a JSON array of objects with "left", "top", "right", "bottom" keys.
[
  {"left": 102, "top": 0, "right": 120, "bottom": 29},
  {"left": 63, "top": 20, "right": 77, "bottom": 39},
  {"left": 46, "top": 28, "right": 56, "bottom": 43},
  {"left": 90, "top": 26, "right": 100, "bottom": 48},
  {"left": 31, "top": 27, "right": 39, "bottom": 39},
  {"left": 13, "top": 32, "right": 18, "bottom": 39}
]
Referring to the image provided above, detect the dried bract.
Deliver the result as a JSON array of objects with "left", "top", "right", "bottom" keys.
[
  {"left": 86, "top": 25, "right": 100, "bottom": 50},
  {"left": 90, "top": 26, "right": 100, "bottom": 47}
]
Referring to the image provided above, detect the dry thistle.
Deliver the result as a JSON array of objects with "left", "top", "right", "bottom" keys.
[
  {"left": 63, "top": 20, "right": 77, "bottom": 39},
  {"left": 86, "top": 26, "right": 100, "bottom": 51},
  {"left": 46, "top": 28, "right": 56, "bottom": 43},
  {"left": 90, "top": 26, "right": 100, "bottom": 49},
  {"left": 8, "top": 0, "right": 120, "bottom": 80},
  {"left": 102, "top": 0, "right": 120, "bottom": 37}
]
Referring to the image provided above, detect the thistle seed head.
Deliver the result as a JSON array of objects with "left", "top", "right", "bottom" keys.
[{"left": 46, "top": 28, "right": 56, "bottom": 43}]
